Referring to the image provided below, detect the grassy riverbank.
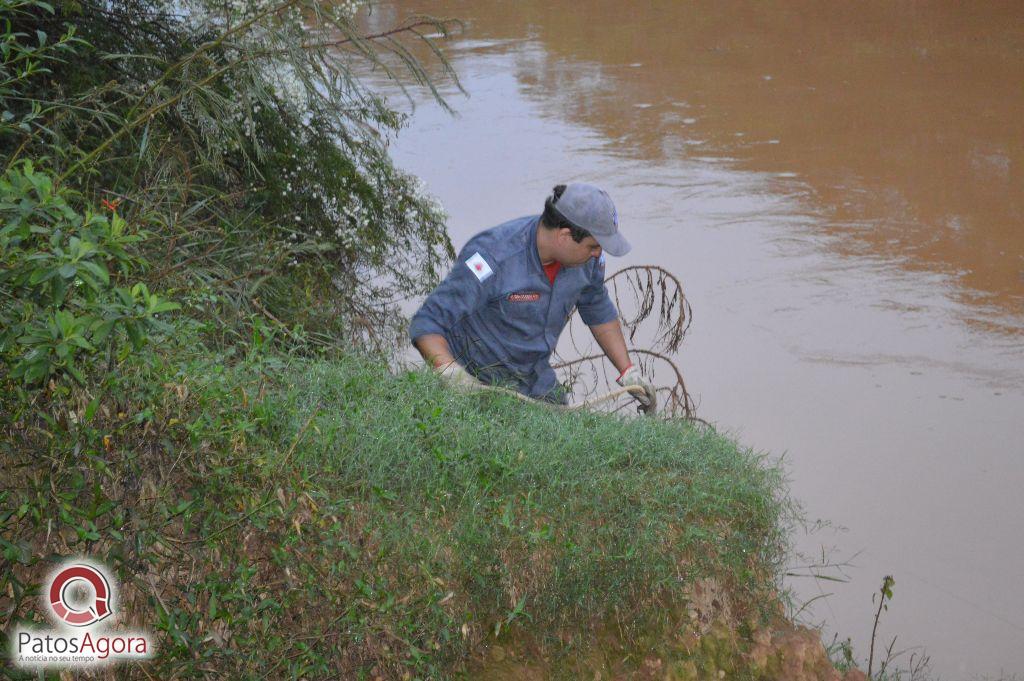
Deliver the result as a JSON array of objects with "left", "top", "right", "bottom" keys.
[{"left": 2, "top": 348, "right": 815, "bottom": 678}]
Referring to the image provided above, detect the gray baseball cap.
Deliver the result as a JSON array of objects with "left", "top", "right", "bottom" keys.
[{"left": 550, "top": 183, "right": 631, "bottom": 256}]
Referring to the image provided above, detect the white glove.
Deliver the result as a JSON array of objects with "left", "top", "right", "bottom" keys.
[
  {"left": 617, "top": 365, "right": 657, "bottom": 414},
  {"left": 435, "top": 361, "right": 486, "bottom": 392}
]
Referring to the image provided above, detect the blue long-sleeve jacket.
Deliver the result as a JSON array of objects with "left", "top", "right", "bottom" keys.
[{"left": 409, "top": 215, "right": 619, "bottom": 400}]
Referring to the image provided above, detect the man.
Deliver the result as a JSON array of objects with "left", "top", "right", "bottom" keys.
[{"left": 409, "top": 183, "right": 656, "bottom": 410}]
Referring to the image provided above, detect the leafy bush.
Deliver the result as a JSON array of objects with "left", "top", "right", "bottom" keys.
[
  {"left": 0, "top": 161, "right": 178, "bottom": 384},
  {"left": 1, "top": 0, "right": 459, "bottom": 369}
]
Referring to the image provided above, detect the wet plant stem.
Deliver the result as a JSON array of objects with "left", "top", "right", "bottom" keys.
[{"left": 868, "top": 575, "right": 895, "bottom": 678}]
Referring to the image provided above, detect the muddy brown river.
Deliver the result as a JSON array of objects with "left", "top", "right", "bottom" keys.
[{"left": 357, "top": 2, "right": 1024, "bottom": 677}]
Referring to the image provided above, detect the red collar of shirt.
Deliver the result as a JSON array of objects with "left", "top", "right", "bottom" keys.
[{"left": 542, "top": 260, "right": 561, "bottom": 285}]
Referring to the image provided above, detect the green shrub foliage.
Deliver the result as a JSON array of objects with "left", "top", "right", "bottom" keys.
[
  {"left": 1, "top": 0, "right": 458, "bottom": 390},
  {"left": 0, "top": 161, "right": 179, "bottom": 384}
]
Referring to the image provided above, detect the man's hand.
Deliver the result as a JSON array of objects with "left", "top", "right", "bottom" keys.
[
  {"left": 436, "top": 361, "right": 486, "bottom": 392},
  {"left": 617, "top": 365, "right": 657, "bottom": 414},
  {"left": 415, "top": 335, "right": 486, "bottom": 393},
  {"left": 590, "top": 320, "right": 657, "bottom": 414}
]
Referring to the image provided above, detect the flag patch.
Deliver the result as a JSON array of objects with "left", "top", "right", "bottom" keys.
[{"left": 465, "top": 252, "right": 493, "bottom": 282}]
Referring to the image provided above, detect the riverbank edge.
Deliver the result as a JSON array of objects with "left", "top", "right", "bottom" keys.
[{"left": 2, "top": 351, "right": 866, "bottom": 679}]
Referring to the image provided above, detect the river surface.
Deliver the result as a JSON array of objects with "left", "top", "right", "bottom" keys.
[{"left": 355, "top": 2, "right": 1024, "bottom": 677}]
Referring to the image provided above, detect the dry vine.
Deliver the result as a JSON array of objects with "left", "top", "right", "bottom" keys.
[
  {"left": 554, "top": 265, "right": 700, "bottom": 421},
  {"left": 609, "top": 265, "right": 692, "bottom": 353}
]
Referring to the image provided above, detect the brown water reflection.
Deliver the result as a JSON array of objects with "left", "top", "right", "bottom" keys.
[
  {"left": 390, "top": 0, "right": 1024, "bottom": 326},
  {"left": 353, "top": 2, "right": 1024, "bottom": 677}
]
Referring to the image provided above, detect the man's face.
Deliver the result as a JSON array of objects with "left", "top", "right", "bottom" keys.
[{"left": 556, "top": 230, "right": 602, "bottom": 267}]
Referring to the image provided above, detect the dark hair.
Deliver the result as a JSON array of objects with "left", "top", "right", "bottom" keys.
[{"left": 541, "top": 184, "right": 591, "bottom": 243}]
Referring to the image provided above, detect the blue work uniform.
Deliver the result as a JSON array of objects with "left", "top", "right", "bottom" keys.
[{"left": 409, "top": 215, "right": 619, "bottom": 401}]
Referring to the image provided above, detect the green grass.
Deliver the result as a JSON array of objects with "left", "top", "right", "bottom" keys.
[{"left": 1, "top": 351, "right": 792, "bottom": 679}]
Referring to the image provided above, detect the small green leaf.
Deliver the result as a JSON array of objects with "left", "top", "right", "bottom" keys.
[
  {"left": 68, "top": 335, "right": 94, "bottom": 350},
  {"left": 78, "top": 260, "right": 109, "bottom": 285},
  {"left": 84, "top": 396, "right": 100, "bottom": 422},
  {"left": 150, "top": 300, "right": 181, "bottom": 314},
  {"left": 91, "top": 319, "right": 116, "bottom": 345},
  {"left": 125, "top": 321, "right": 143, "bottom": 349},
  {"left": 114, "top": 287, "right": 134, "bottom": 305},
  {"left": 66, "top": 362, "right": 85, "bottom": 384},
  {"left": 28, "top": 267, "right": 55, "bottom": 285}
]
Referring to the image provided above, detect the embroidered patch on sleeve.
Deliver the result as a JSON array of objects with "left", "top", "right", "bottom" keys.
[{"left": 464, "top": 252, "right": 494, "bottom": 282}]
